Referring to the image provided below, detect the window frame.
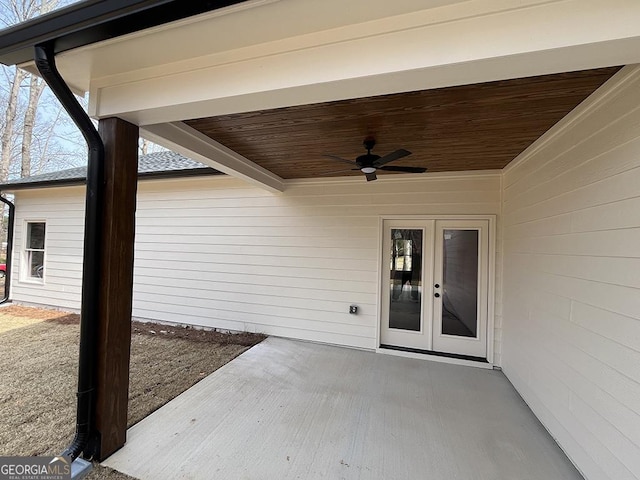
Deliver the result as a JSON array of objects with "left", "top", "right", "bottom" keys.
[{"left": 22, "top": 220, "right": 47, "bottom": 283}]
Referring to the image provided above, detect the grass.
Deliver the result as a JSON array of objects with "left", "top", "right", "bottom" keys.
[{"left": 0, "top": 305, "right": 266, "bottom": 479}]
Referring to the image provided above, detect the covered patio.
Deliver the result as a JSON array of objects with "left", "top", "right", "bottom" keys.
[
  {"left": 0, "top": 2, "right": 638, "bottom": 479},
  {"left": 103, "top": 338, "right": 581, "bottom": 480}
]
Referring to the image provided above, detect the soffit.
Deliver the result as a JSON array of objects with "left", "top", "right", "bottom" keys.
[
  {"left": 183, "top": 67, "right": 620, "bottom": 179},
  {"left": 42, "top": 0, "right": 470, "bottom": 93}
]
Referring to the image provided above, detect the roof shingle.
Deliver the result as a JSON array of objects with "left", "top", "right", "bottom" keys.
[{"left": 0, "top": 151, "right": 220, "bottom": 190}]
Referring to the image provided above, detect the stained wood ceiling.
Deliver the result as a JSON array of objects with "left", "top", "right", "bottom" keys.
[{"left": 185, "top": 67, "right": 620, "bottom": 180}]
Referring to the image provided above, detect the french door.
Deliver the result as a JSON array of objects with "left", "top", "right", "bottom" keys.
[{"left": 380, "top": 219, "right": 489, "bottom": 360}]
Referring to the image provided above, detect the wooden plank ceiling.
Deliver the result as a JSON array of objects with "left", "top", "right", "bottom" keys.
[{"left": 185, "top": 67, "right": 620, "bottom": 180}]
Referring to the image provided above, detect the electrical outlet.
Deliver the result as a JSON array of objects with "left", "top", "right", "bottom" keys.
[{"left": 349, "top": 305, "right": 358, "bottom": 314}]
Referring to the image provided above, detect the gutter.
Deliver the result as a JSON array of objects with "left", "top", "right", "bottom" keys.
[
  {"left": 34, "top": 43, "right": 103, "bottom": 461},
  {"left": 0, "top": 195, "right": 14, "bottom": 304},
  {"left": 0, "top": 166, "right": 223, "bottom": 192},
  {"left": 0, "top": 0, "right": 248, "bottom": 66}
]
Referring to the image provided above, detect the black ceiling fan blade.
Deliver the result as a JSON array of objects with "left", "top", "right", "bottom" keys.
[
  {"left": 365, "top": 172, "right": 378, "bottom": 182},
  {"left": 374, "top": 149, "right": 412, "bottom": 167},
  {"left": 318, "top": 168, "right": 361, "bottom": 176},
  {"left": 323, "top": 154, "right": 357, "bottom": 166},
  {"left": 378, "top": 165, "right": 427, "bottom": 173}
]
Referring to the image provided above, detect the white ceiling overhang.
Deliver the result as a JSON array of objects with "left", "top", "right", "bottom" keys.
[{"left": 21, "top": 0, "right": 640, "bottom": 191}]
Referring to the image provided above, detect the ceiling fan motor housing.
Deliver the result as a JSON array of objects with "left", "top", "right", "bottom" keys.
[
  {"left": 356, "top": 153, "right": 380, "bottom": 169},
  {"left": 359, "top": 137, "right": 379, "bottom": 171}
]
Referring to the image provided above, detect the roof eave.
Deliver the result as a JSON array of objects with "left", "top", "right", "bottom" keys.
[
  {"left": 0, "top": 0, "right": 248, "bottom": 66},
  {"left": 0, "top": 177, "right": 86, "bottom": 191},
  {"left": 0, "top": 167, "right": 223, "bottom": 192}
]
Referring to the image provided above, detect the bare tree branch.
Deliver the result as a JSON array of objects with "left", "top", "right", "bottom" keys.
[
  {"left": 0, "top": 67, "right": 25, "bottom": 182},
  {"left": 21, "top": 74, "right": 46, "bottom": 177}
]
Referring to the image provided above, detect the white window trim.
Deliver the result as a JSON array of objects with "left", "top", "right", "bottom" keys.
[{"left": 22, "top": 220, "right": 47, "bottom": 285}]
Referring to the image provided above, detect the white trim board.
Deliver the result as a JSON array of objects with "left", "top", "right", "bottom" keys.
[
  {"left": 503, "top": 64, "right": 640, "bottom": 176},
  {"left": 141, "top": 122, "right": 285, "bottom": 193},
  {"left": 67, "top": 0, "right": 640, "bottom": 125}
]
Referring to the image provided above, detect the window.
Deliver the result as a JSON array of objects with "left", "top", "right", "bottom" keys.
[{"left": 25, "top": 222, "right": 46, "bottom": 280}]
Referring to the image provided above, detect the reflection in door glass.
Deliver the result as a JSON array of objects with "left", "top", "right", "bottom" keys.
[
  {"left": 441, "top": 230, "right": 478, "bottom": 337},
  {"left": 389, "top": 229, "right": 422, "bottom": 331}
]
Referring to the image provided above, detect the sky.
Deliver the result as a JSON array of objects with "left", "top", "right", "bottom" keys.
[
  {"left": 0, "top": 1, "right": 88, "bottom": 177},
  {"left": 0, "top": 1, "right": 167, "bottom": 179}
]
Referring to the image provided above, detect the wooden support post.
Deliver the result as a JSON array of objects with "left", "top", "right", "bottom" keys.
[{"left": 94, "top": 117, "right": 138, "bottom": 460}]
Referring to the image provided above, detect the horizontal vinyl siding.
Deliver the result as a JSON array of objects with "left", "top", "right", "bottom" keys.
[
  {"left": 132, "top": 174, "right": 500, "bottom": 350},
  {"left": 501, "top": 66, "right": 640, "bottom": 480},
  {"left": 11, "top": 189, "right": 86, "bottom": 311},
  {"left": 11, "top": 172, "right": 501, "bottom": 353}
]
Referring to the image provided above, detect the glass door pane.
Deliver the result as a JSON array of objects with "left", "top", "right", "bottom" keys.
[
  {"left": 441, "top": 229, "right": 479, "bottom": 337},
  {"left": 388, "top": 229, "right": 423, "bottom": 331}
]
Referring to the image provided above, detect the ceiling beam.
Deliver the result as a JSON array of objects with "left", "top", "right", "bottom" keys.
[
  {"left": 141, "top": 122, "right": 285, "bottom": 193},
  {"left": 86, "top": 0, "right": 640, "bottom": 125}
]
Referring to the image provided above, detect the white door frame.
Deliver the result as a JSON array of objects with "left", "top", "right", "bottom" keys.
[
  {"left": 379, "top": 219, "right": 435, "bottom": 351},
  {"left": 376, "top": 215, "right": 496, "bottom": 367}
]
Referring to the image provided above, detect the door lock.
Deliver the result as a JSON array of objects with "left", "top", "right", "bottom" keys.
[
  {"left": 434, "top": 283, "right": 440, "bottom": 288},
  {"left": 434, "top": 292, "right": 440, "bottom": 298}
]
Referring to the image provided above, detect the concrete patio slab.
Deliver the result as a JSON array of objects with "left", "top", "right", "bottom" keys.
[{"left": 103, "top": 337, "right": 582, "bottom": 480}]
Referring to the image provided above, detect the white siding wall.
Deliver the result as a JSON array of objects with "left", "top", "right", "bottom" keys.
[
  {"left": 502, "top": 66, "right": 640, "bottom": 480},
  {"left": 11, "top": 172, "right": 501, "bottom": 355},
  {"left": 11, "top": 188, "right": 85, "bottom": 310}
]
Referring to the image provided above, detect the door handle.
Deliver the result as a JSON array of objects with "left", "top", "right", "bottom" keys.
[{"left": 434, "top": 293, "right": 440, "bottom": 298}]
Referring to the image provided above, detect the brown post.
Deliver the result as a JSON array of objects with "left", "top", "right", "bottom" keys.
[{"left": 94, "top": 117, "right": 139, "bottom": 460}]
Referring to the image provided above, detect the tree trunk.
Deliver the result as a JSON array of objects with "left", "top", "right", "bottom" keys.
[
  {"left": 139, "top": 138, "right": 150, "bottom": 155},
  {"left": 0, "top": 67, "right": 25, "bottom": 182},
  {"left": 21, "top": 74, "right": 46, "bottom": 178}
]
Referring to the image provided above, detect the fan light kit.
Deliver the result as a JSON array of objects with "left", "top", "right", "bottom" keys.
[{"left": 324, "top": 137, "right": 427, "bottom": 181}]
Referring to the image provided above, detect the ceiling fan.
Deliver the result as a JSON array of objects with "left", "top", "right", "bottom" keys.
[{"left": 324, "top": 138, "right": 426, "bottom": 181}]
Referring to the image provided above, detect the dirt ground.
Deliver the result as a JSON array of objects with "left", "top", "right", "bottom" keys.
[
  {"left": 0, "top": 304, "right": 64, "bottom": 333},
  {"left": 0, "top": 305, "right": 266, "bottom": 479}
]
